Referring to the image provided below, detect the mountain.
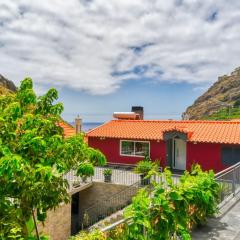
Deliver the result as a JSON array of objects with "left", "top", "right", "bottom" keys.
[
  {"left": 0, "top": 74, "right": 17, "bottom": 94},
  {"left": 183, "top": 67, "right": 240, "bottom": 120}
]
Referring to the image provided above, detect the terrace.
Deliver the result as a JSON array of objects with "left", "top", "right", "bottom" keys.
[
  {"left": 63, "top": 164, "right": 181, "bottom": 232},
  {"left": 65, "top": 164, "right": 181, "bottom": 191}
]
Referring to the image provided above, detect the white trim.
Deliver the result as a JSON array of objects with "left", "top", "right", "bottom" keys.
[
  {"left": 172, "top": 138, "right": 175, "bottom": 168},
  {"left": 120, "top": 140, "right": 150, "bottom": 158}
]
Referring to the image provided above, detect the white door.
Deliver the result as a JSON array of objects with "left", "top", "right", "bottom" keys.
[{"left": 173, "top": 138, "right": 186, "bottom": 170}]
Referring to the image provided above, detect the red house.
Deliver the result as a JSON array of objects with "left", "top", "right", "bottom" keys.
[{"left": 87, "top": 119, "right": 240, "bottom": 173}]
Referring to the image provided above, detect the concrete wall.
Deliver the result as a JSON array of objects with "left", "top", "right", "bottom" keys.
[
  {"left": 78, "top": 182, "right": 135, "bottom": 227},
  {"left": 38, "top": 203, "right": 71, "bottom": 240},
  {"left": 37, "top": 182, "right": 137, "bottom": 239}
]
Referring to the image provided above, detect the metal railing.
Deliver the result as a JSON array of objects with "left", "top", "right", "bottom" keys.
[
  {"left": 65, "top": 165, "right": 181, "bottom": 229},
  {"left": 82, "top": 180, "right": 142, "bottom": 228},
  {"left": 65, "top": 164, "right": 164, "bottom": 191},
  {"left": 64, "top": 170, "right": 92, "bottom": 192},
  {"left": 100, "top": 163, "right": 240, "bottom": 235},
  {"left": 81, "top": 172, "right": 181, "bottom": 229},
  {"left": 93, "top": 165, "right": 140, "bottom": 186},
  {"left": 154, "top": 173, "right": 181, "bottom": 186},
  {"left": 215, "top": 162, "right": 240, "bottom": 207},
  {"left": 64, "top": 164, "right": 137, "bottom": 192}
]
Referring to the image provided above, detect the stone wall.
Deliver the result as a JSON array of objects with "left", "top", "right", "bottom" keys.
[{"left": 38, "top": 203, "right": 71, "bottom": 240}]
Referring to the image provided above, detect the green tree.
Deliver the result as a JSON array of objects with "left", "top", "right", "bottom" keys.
[{"left": 0, "top": 78, "right": 106, "bottom": 239}]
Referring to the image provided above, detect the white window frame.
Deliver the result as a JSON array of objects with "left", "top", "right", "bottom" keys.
[{"left": 120, "top": 140, "right": 150, "bottom": 157}]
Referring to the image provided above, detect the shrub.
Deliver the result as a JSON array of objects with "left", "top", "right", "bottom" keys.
[
  {"left": 103, "top": 168, "right": 112, "bottom": 176},
  {"left": 124, "top": 165, "right": 220, "bottom": 240},
  {"left": 77, "top": 162, "right": 94, "bottom": 177},
  {"left": 69, "top": 229, "right": 106, "bottom": 240},
  {"left": 134, "top": 157, "right": 159, "bottom": 176}
]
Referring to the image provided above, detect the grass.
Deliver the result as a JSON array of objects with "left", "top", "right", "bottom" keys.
[{"left": 203, "top": 107, "right": 240, "bottom": 120}]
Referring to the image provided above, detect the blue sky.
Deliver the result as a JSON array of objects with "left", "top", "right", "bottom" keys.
[
  {"left": 59, "top": 79, "right": 202, "bottom": 122},
  {"left": 0, "top": 1, "right": 240, "bottom": 122}
]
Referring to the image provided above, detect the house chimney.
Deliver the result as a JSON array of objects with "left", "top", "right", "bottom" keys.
[
  {"left": 131, "top": 106, "right": 144, "bottom": 120},
  {"left": 75, "top": 115, "right": 82, "bottom": 134}
]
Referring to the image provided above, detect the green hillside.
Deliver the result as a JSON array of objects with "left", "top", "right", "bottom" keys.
[
  {"left": 184, "top": 67, "right": 240, "bottom": 119},
  {"left": 203, "top": 106, "right": 240, "bottom": 120}
]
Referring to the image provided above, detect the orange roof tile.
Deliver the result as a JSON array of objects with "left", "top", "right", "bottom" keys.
[
  {"left": 86, "top": 120, "right": 240, "bottom": 144},
  {"left": 58, "top": 121, "right": 75, "bottom": 138}
]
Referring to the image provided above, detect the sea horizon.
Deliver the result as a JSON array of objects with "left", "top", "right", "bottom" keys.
[{"left": 69, "top": 122, "right": 104, "bottom": 132}]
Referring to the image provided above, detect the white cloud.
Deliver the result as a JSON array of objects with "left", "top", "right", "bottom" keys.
[{"left": 0, "top": 0, "right": 240, "bottom": 94}]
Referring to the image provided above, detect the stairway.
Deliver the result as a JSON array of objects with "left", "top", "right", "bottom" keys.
[{"left": 81, "top": 180, "right": 141, "bottom": 228}]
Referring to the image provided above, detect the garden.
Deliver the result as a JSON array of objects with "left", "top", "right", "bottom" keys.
[{"left": 71, "top": 164, "right": 220, "bottom": 240}]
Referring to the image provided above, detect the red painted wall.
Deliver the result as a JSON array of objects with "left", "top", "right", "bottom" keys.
[
  {"left": 186, "top": 142, "right": 224, "bottom": 173},
  {"left": 88, "top": 137, "right": 227, "bottom": 173},
  {"left": 88, "top": 137, "right": 167, "bottom": 166}
]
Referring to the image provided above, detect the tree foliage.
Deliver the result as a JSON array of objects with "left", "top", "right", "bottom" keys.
[
  {"left": 0, "top": 78, "right": 106, "bottom": 239},
  {"left": 124, "top": 165, "right": 219, "bottom": 240}
]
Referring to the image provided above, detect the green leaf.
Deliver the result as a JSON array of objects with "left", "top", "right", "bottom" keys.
[
  {"left": 169, "top": 191, "right": 183, "bottom": 200},
  {"left": 26, "top": 217, "right": 35, "bottom": 235}
]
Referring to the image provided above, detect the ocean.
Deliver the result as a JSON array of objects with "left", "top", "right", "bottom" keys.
[
  {"left": 82, "top": 122, "right": 104, "bottom": 132},
  {"left": 68, "top": 122, "right": 103, "bottom": 132}
]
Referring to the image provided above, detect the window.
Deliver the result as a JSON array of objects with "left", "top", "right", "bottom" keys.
[
  {"left": 120, "top": 140, "right": 150, "bottom": 157},
  {"left": 121, "top": 141, "right": 134, "bottom": 155},
  {"left": 222, "top": 147, "right": 240, "bottom": 166}
]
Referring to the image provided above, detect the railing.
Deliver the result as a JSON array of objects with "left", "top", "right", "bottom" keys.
[
  {"left": 82, "top": 180, "right": 142, "bottom": 228},
  {"left": 100, "top": 173, "right": 181, "bottom": 236},
  {"left": 93, "top": 166, "right": 139, "bottom": 186},
  {"left": 82, "top": 172, "right": 181, "bottom": 229},
  {"left": 215, "top": 162, "right": 240, "bottom": 208},
  {"left": 64, "top": 165, "right": 181, "bottom": 229},
  {"left": 154, "top": 173, "right": 181, "bottom": 186},
  {"left": 101, "top": 163, "right": 240, "bottom": 235},
  {"left": 64, "top": 170, "right": 92, "bottom": 192},
  {"left": 65, "top": 164, "right": 164, "bottom": 191}
]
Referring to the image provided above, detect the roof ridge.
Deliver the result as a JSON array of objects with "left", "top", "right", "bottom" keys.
[
  {"left": 111, "top": 119, "right": 240, "bottom": 124},
  {"left": 86, "top": 120, "right": 113, "bottom": 134}
]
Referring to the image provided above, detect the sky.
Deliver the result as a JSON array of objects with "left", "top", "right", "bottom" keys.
[{"left": 0, "top": 0, "right": 240, "bottom": 122}]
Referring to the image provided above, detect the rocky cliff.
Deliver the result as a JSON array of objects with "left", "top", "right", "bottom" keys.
[
  {"left": 0, "top": 74, "right": 17, "bottom": 94},
  {"left": 183, "top": 67, "right": 240, "bottom": 120}
]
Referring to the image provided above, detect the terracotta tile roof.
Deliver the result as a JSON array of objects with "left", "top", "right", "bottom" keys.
[
  {"left": 86, "top": 120, "right": 240, "bottom": 144},
  {"left": 58, "top": 121, "right": 75, "bottom": 138}
]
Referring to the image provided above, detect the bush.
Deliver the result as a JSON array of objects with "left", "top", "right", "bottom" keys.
[
  {"left": 103, "top": 168, "right": 112, "bottom": 176},
  {"left": 77, "top": 162, "right": 94, "bottom": 177},
  {"left": 134, "top": 157, "right": 158, "bottom": 176},
  {"left": 124, "top": 165, "right": 220, "bottom": 240},
  {"left": 69, "top": 229, "right": 106, "bottom": 240}
]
